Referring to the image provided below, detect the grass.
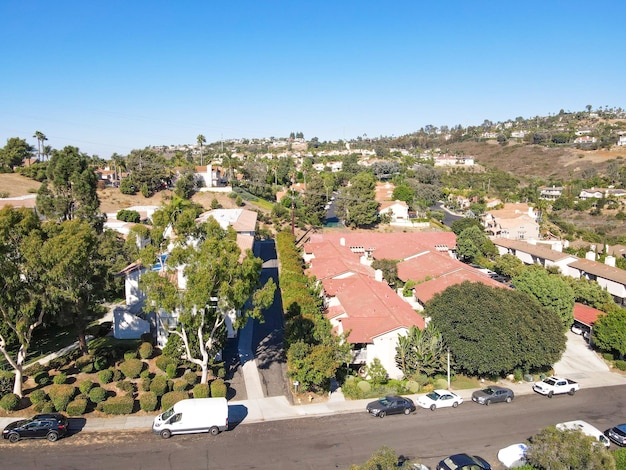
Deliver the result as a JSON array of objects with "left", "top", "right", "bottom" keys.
[{"left": 450, "top": 375, "right": 481, "bottom": 390}]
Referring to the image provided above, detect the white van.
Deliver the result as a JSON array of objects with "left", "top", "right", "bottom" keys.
[
  {"left": 556, "top": 420, "right": 610, "bottom": 448},
  {"left": 152, "top": 397, "right": 229, "bottom": 439}
]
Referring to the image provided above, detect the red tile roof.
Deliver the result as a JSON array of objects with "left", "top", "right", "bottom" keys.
[
  {"left": 573, "top": 303, "right": 605, "bottom": 327},
  {"left": 397, "top": 251, "right": 466, "bottom": 282},
  {"left": 413, "top": 269, "right": 508, "bottom": 304}
]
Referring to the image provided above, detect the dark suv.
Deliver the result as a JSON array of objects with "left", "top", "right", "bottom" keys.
[{"left": 2, "top": 413, "right": 69, "bottom": 443}]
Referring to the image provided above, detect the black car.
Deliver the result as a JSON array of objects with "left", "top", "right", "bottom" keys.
[
  {"left": 607, "top": 423, "right": 626, "bottom": 446},
  {"left": 2, "top": 413, "right": 69, "bottom": 443},
  {"left": 437, "top": 453, "right": 491, "bottom": 470},
  {"left": 471, "top": 385, "right": 514, "bottom": 406},
  {"left": 366, "top": 396, "right": 416, "bottom": 418}
]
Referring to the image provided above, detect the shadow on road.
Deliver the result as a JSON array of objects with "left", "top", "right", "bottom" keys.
[
  {"left": 227, "top": 404, "right": 248, "bottom": 429},
  {"left": 67, "top": 417, "right": 87, "bottom": 434}
]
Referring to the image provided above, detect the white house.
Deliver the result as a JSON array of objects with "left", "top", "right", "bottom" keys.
[{"left": 379, "top": 200, "right": 409, "bottom": 222}]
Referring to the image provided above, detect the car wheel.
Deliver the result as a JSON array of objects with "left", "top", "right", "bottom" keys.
[
  {"left": 378, "top": 411, "right": 386, "bottom": 418},
  {"left": 8, "top": 433, "right": 19, "bottom": 443},
  {"left": 506, "top": 396, "right": 512, "bottom": 403},
  {"left": 209, "top": 426, "right": 220, "bottom": 436},
  {"left": 46, "top": 431, "right": 59, "bottom": 442},
  {"left": 485, "top": 399, "right": 491, "bottom": 406},
  {"left": 452, "top": 401, "right": 459, "bottom": 408},
  {"left": 548, "top": 391, "right": 554, "bottom": 398},
  {"left": 404, "top": 408, "right": 410, "bottom": 415},
  {"left": 568, "top": 388, "right": 576, "bottom": 396},
  {"left": 430, "top": 404, "right": 436, "bottom": 411},
  {"left": 160, "top": 429, "right": 172, "bottom": 439}
]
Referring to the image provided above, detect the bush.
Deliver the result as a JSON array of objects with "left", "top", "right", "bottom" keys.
[
  {"left": 124, "top": 350, "right": 137, "bottom": 361},
  {"left": 139, "top": 392, "right": 158, "bottom": 412},
  {"left": 161, "top": 391, "right": 188, "bottom": 411},
  {"left": 94, "top": 355, "right": 109, "bottom": 371},
  {"left": 210, "top": 378, "right": 227, "bottom": 398},
  {"left": 357, "top": 381, "right": 371, "bottom": 394},
  {"left": 25, "top": 362, "right": 45, "bottom": 376},
  {"left": 53, "top": 372, "right": 68, "bottom": 385},
  {"left": 433, "top": 378, "right": 448, "bottom": 389},
  {"left": 406, "top": 380, "right": 420, "bottom": 393},
  {"left": 79, "top": 379, "right": 94, "bottom": 395},
  {"left": 140, "top": 369, "right": 151, "bottom": 379},
  {"left": 513, "top": 368, "right": 523, "bottom": 382},
  {"left": 0, "top": 371, "right": 14, "bottom": 397},
  {"left": 89, "top": 386, "right": 107, "bottom": 404},
  {"left": 48, "top": 384, "right": 77, "bottom": 412},
  {"left": 156, "top": 355, "right": 177, "bottom": 373},
  {"left": 40, "top": 401, "right": 56, "bottom": 413},
  {"left": 99, "top": 369, "right": 114, "bottom": 384},
  {"left": 140, "top": 377, "right": 152, "bottom": 392},
  {"left": 30, "top": 389, "right": 48, "bottom": 404},
  {"left": 150, "top": 375, "right": 169, "bottom": 397},
  {"left": 166, "top": 363, "right": 178, "bottom": 379},
  {"left": 98, "top": 395, "right": 134, "bottom": 415},
  {"left": 173, "top": 379, "right": 188, "bottom": 392},
  {"left": 138, "top": 342, "right": 154, "bottom": 360},
  {"left": 0, "top": 393, "right": 20, "bottom": 411},
  {"left": 66, "top": 398, "right": 88, "bottom": 416},
  {"left": 603, "top": 352, "right": 614, "bottom": 361},
  {"left": 116, "top": 380, "right": 136, "bottom": 395},
  {"left": 112, "top": 369, "right": 123, "bottom": 382},
  {"left": 34, "top": 370, "right": 51, "bottom": 386},
  {"left": 116, "top": 209, "right": 141, "bottom": 223},
  {"left": 119, "top": 358, "right": 144, "bottom": 379},
  {"left": 614, "top": 448, "right": 626, "bottom": 469},
  {"left": 48, "top": 355, "right": 71, "bottom": 370},
  {"left": 75, "top": 355, "right": 94, "bottom": 373},
  {"left": 614, "top": 360, "right": 626, "bottom": 371},
  {"left": 193, "top": 383, "right": 209, "bottom": 399},
  {"left": 183, "top": 371, "right": 197, "bottom": 386}
]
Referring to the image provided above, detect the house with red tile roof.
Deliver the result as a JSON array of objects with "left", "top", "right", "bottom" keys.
[
  {"left": 412, "top": 269, "right": 507, "bottom": 307},
  {"left": 573, "top": 303, "right": 605, "bottom": 330},
  {"left": 482, "top": 203, "right": 540, "bottom": 241}
]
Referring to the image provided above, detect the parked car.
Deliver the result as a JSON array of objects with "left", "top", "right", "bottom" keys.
[
  {"left": 532, "top": 376, "right": 579, "bottom": 397},
  {"left": 366, "top": 396, "right": 416, "bottom": 418},
  {"left": 497, "top": 443, "right": 528, "bottom": 468},
  {"left": 436, "top": 453, "right": 491, "bottom": 470},
  {"left": 556, "top": 420, "right": 610, "bottom": 448},
  {"left": 471, "top": 385, "right": 514, "bottom": 406},
  {"left": 417, "top": 389, "right": 463, "bottom": 411},
  {"left": 571, "top": 324, "right": 584, "bottom": 335},
  {"left": 2, "top": 413, "right": 69, "bottom": 443},
  {"left": 607, "top": 423, "right": 626, "bottom": 446}
]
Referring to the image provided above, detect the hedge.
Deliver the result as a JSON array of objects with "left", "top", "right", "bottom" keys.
[
  {"left": 615, "top": 360, "right": 626, "bottom": 371},
  {"left": 183, "top": 371, "right": 198, "bottom": 386},
  {"left": 89, "top": 386, "right": 107, "bottom": 404},
  {"left": 48, "top": 384, "right": 77, "bottom": 412},
  {"left": 40, "top": 401, "right": 56, "bottom": 413},
  {"left": 34, "top": 370, "right": 51, "bottom": 386},
  {"left": 161, "top": 391, "right": 189, "bottom": 411},
  {"left": 166, "top": 363, "right": 178, "bottom": 379},
  {"left": 138, "top": 342, "right": 154, "bottom": 360},
  {"left": 0, "top": 393, "right": 20, "bottom": 411},
  {"left": 79, "top": 380, "right": 94, "bottom": 395},
  {"left": 210, "top": 378, "right": 227, "bottom": 398},
  {"left": 30, "top": 389, "right": 48, "bottom": 404},
  {"left": 75, "top": 355, "right": 94, "bottom": 373},
  {"left": 173, "top": 379, "right": 188, "bottom": 392},
  {"left": 116, "top": 380, "right": 136, "bottom": 395},
  {"left": 193, "top": 384, "right": 209, "bottom": 399},
  {"left": 139, "top": 392, "right": 158, "bottom": 412},
  {"left": 119, "top": 358, "right": 144, "bottom": 379},
  {"left": 98, "top": 395, "right": 135, "bottom": 415},
  {"left": 150, "top": 375, "right": 169, "bottom": 397},
  {"left": 140, "top": 377, "right": 152, "bottom": 392},
  {"left": 53, "top": 372, "right": 68, "bottom": 385},
  {"left": 99, "top": 369, "right": 114, "bottom": 384},
  {"left": 94, "top": 355, "right": 110, "bottom": 371},
  {"left": 124, "top": 350, "right": 137, "bottom": 361},
  {"left": 66, "top": 398, "right": 88, "bottom": 416},
  {"left": 155, "top": 355, "right": 177, "bottom": 373}
]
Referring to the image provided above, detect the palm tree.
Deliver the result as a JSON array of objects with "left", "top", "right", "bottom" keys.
[
  {"left": 43, "top": 145, "right": 52, "bottom": 161},
  {"left": 33, "top": 131, "right": 47, "bottom": 162},
  {"left": 111, "top": 153, "right": 126, "bottom": 186},
  {"left": 197, "top": 134, "right": 206, "bottom": 166}
]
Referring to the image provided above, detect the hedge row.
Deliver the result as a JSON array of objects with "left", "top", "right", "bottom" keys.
[{"left": 98, "top": 395, "right": 134, "bottom": 415}]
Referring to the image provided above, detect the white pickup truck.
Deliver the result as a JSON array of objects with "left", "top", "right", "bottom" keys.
[{"left": 532, "top": 376, "right": 579, "bottom": 397}]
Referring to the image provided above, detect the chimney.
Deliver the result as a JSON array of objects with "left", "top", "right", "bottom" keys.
[
  {"left": 340, "top": 237, "right": 345, "bottom": 246},
  {"left": 374, "top": 269, "right": 383, "bottom": 282},
  {"left": 605, "top": 256, "right": 616, "bottom": 267},
  {"left": 585, "top": 251, "right": 596, "bottom": 261}
]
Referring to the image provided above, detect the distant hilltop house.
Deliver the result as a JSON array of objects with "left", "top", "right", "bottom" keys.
[
  {"left": 617, "top": 135, "right": 626, "bottom": 147},
  {"left": 482, "top": 203, "right": 540, "bottom": 241},
  {"left": 574, "top": 136, "right": 598, "bottom": 144},
  {"left": 579, "top": 187, "right": 626, "bottom": 200},
  {"left": 193, "top": 165, "right": 230, "bottom": 191},
  {"left": 510, "top": 130, "right": 527, "bottom": 139},
  {"left": 433, "top": 154, "right": 474, "bottom": 167},
  {"left": 539, "top": 185, "right": 564, "bottom": 200}
]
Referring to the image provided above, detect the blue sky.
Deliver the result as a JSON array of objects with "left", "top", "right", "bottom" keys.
[{"left": 1, "top": 1, "right": 625, "bottom": 158}]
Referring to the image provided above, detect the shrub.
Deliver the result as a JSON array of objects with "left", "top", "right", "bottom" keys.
[
  {"left": 217, "top": 367, "right": 226, "bottom": 379},
  {"left": 116, "top": 380, "right": 136, "bottom": 395},
  {"left": 40, "top": 401, "right": 56, "bottom": 413},
  {"left": 140, "top": 377, "right": 152, "bottom": 392},
  {"left": 140, "top": 392, "right": 158, "bottom": 412},
  {"left": 94, "top": 355, "right": 109, "bottom": 371},
  {"left": 30, "top": 389, "right": 48, "bottom": 404},
  {"left": 48, "top": 384, "right": 77, "bottom": 412},
  {"left": 406, "top": 380, "right": 420, "bottom": 393},
  {"left": 34, "top": 370, "right": 51, "bottom": 386},
  {"left": 603, "top": 352, "right": 614, "bottom": 361},
  {"left": 0, "top": 393, "right": 20, "bottom": 411},
  {"left": 99, "top": 395, "right": 134, "bottom": 415},
  {"left": 119, "top": 358, "right": 144, "bottom": 379},
  {"left": 124, "top": 350, "right": 137, "bottom": 361},
  {"left": 89, "top": 386, "right": 107, "bottom": 404},
  {"left": 48, "top": 355, "right": 71, "bottom": 370},
  {"left": 161, "top": 391, "right": 188, "bottom": 411},
  {"left": 112, "top": 369, "right": 123, "bottom": 382},
  {"left": 156, "top": 355, "right": 177, "bottom": 372},
  {"left": 33, "top": 399, "right": 50, "bottom": 412},
  {"left": 614, "top": 448, "right": 626, "bottom": 469},
  {"left": 140, "top": 369, "right": 151, "bottom": 379},
  {"left": 25, "top": 362, "right": 45, "bottom": 376},
  {"left": 433, "top": 378, "right": 448, "bottom": 389},
  {"left": 166, "top": 363, "right": 178, "bottom": 379},
  {"left": 357, "top": 381, "right": 371, "bottom": 394},
  {"left": 116, "top": 209, "right": 141, "bottom": 223},
  {"left": 79, "top": 379, "right": 94, "bottom": 395},
  {"left": 53, "top": 372, "right": 68, "bottom": 385},
  {"left": 99, "top": 369, "right": 114, "bottom": 384},
  {"left": 183, "top": 371, "right": 197, "bottom": 386},
  {"left": 210, "top": 378, "right": 227, "bottom": 398},
  {"left": 75, "top": 355, "right": 94, "bottom": 373},
  {"left": 193, "top": 383, "right": 209, "bottom": 399},
  {"left": 150, "top": 375, "right": 169, "bottom": 397},
  {"left": 138, "top": 342, "right": 154, "bottom": 360},
  {"left": 614, "top": 360, "right": 626, "bottom": 371},
  {"left": 66, "top": 398, "right": 88, "bottom": 416},
  {"left": 513, "top": 368, "right": 523, "bottom": 382},
  {"left": 173, "top": 379, "right": 188, "bottom": 392},
  {"left": 0, "top": 371, "right": 13, "bottom": 397}
]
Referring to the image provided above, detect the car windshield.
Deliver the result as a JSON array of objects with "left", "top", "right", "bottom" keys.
[
  {"left": 379, "top": 398, "right": 391, "bottom": 406},
  {"left": 481, "top": 388, "right": 495, "bottom": 395},
  {"left": 543, "top": 378, "right": 557, "bottom": 386},
  {"left": 161, "top": 408, "right": 176, "bottom": 420},
  {"left": 426, "top": 392, "right": 440, "bottom": 401},
  {"left": 614, "top": 426, "right": 626, "bottom": 437}
]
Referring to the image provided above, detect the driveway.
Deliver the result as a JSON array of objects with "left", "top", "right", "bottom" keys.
[{"left": 553, "top": 331, "right": 609, "bottom": 378}]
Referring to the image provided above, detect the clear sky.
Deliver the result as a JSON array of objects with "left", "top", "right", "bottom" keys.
[{"left": 1, "top": 1, "right": 625, "bottom": 158}]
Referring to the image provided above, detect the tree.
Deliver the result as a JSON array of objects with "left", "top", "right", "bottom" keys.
[
  {"left": 392, "top": 184, "right": 414, "bottom": 205},
  {"left": 450, "top": 217, "right": 482, "bottom": 235},
  {"left": 174, "top": 168, "right": 197, "bottom": 199},
  {"left": 565, "top": 277, "right": 614, "bottom": 309},
  {"left": 36, "top": 146, "right": 102, "bottom": 227},
  {"left": 196, "top": 134, "right": 206, "bottom": 165},
  {"left": 525, "top": 426, "right": 615, "bottom": 470},
  {"left": 337, "top": 172, "right": 379, "bottom": 228},
  {"left": 303, "top": 175, "right": 327, "bottom": 227},
  {"left": 592, "top": 305, "right": 626, "bottom": 358},
  {"left": 427, "top": 282, "right": 566, "bottom": 376},
  {"left": 456, "top": 225, "right": 496, "bottom": 263},
  {"left": 371, "top": 259, "right": 399, "bottom": 287},
  {"left": 140, "top": 219, "right": 276, "bottom": 383},
  {"left": 125, "top": 149, "right": 168, "bottom": 197},
  {"left": 0, "top": 137, "right": 33, "bottom": 171},
  {"left": 33, "top": 131, "right": 47, "bottom": 161},
  {"left": 0, "top": 207, "right": 47, "bottom": 396},
  {"left": 349, "top": 446, "right": 401, "bottom": 470},
  {"left": 512, "top": 266, "right": 575, "bottom": 329},
  {"left": 493, "top": 254, "right": 525, "bottom": 278},
  {"left": 395, "top": 324, "right": 447, "bottom": 378}
]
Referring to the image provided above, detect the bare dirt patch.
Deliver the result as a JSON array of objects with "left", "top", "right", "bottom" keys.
[{"left": 0, "top": 173, "right": 41, "bottom": 197}]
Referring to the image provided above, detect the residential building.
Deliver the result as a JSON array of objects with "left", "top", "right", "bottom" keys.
[
  {"left": 482, "top": 203, "right": 540, "bottom": 241},
  {"left": 539, "top": 185, "right": 564, "bottom": 200},
  {"left": 492, "top": 239, "right": 577, "bottom": 273},
  {"left": 379, "top": 200, "right": 409, "bottom": 222}
]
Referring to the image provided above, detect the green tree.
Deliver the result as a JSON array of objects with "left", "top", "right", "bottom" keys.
[
  {"left": 0, "top": 207, "right": 47, "bottom": 396},
  {"left": 140, "top": 219, "right": 276, "bottom": 383},
  {"left": 174, "top": 168, "right": 197, "bottom": 199},
  {"left": 125, "top": 149, "right": 168, "bottom": 197},
  {"left": 395, "top": 324, "right": 447, "bottom": 378},
  {"left": 371, "top": 259, "right": 399, "bottom": 287},
  {"left": 450, "top": 217, "right": 483, "bottom": 235},
  {"left": 392, "top": 184, "right": 414, "bottom": 204},
  {"left": 512, "top": 266, "right": 575, "bottom": 329},
  {"left": 525, "top": 426, "right": 615, "bottom": 470},
  {"left": 493, "top": 254, "right": 525, "bottom": 278},
  {"left": 337, "top": 172, "right": 379, "bottom": 228},
  {"left": 427, "top": 282, "right": 565, "bottom": 376},
  {"left": 0, "top": 137, "right": 34, "bottom": 171},
  {"left": 456, "top": 225, "right": 497, "bottom": 263},
  {"left": 33, "top": 131, "right": 47, "bottom": 161},
  {"left": 349, "top": 446, "right": 401, "bottom": 470},
  {"left": 287, "top": 341, "right": 340, "bottom": 392},
  {"left": 592, "top": 305, "right": 626, "bottom": 358},
  {"left": 196, "top": 134, "right": 206, "bottom": 165},
  {"left": 36, "top": 146, "right": 102, "bottom": 227},
  {"left": 303, "top": 175, "right": 328, "bottom": 227},
  {"left": 565, "top": 277, "right": 614, "bottom": 309}
]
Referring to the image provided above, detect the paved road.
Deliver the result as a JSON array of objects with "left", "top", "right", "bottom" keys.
[
  {"left": 430, "top": 201, "right": 464, "bottom": 227},
  {"left": 2, "top": 385, "right": 624, "bottom": 470}
]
